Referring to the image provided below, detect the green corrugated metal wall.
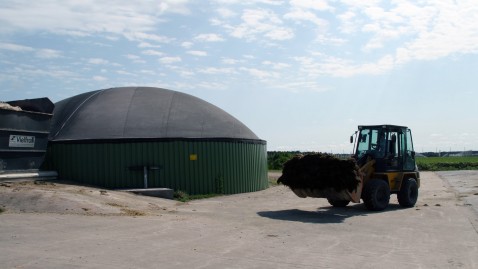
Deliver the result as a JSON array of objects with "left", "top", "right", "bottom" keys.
[{"left": 44, "top": 140, "right": 268, "bottom": 194}]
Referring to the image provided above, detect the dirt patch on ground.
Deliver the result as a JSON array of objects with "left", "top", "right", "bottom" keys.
[
  {"left": 436, "top": 170, "right": 478, "bottom": 215},
  {"left": 0, "top": 180, "right": 179, "bottom": 216}
]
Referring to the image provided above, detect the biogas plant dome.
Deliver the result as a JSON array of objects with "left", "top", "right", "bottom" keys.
[
  {"left": 45, "top": 87, "right": 268, "bottom": 194},
  {"left": 49, "top": 86, "right": 262, "bottom": 142}
]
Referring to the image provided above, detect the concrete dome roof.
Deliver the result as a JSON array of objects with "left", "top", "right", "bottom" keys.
[{"left": 49, "top": 87, "right": 262, "bottom": 142}]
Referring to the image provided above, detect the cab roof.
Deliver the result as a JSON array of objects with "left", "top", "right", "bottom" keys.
[{"left": 358, "top": 124, "right": 409, "bottom": 131}]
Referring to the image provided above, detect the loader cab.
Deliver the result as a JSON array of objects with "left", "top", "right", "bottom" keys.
[{"left": 353, "top": 125, "right": 417, "bottom": 172}]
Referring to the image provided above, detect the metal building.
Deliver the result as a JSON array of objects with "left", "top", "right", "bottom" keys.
[
  {"left": 45, "top": 87, "right": 268, "bottom": 194},
  {"left": 0, "top": 98, "right": 54, "bottom": 173}
]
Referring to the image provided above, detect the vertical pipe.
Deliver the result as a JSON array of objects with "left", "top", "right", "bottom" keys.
[{"left": 144, "top": 166, "right": 148, "bottom": 188}]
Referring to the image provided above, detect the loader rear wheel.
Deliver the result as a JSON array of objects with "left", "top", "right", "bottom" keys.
[
  {"left": 327, "top": 199, "right": 350, "bottom": 207},
  {"left": 362, "top": 179, "right": 390, "bottom": 211},
  {"left": 398, "top": 178, "right": 418, "bottom": 207}
]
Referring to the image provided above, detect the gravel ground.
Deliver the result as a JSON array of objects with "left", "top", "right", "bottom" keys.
[{"left": 0, "top": 171, "right": 477, "bottom": 268}]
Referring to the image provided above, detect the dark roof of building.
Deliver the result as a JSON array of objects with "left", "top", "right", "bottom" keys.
[{"left": 49, "top": 87, "right": 262, "bottom": 142}]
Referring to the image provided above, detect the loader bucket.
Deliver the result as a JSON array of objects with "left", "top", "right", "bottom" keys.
[{"left": 291, "top": 175, "right": 363, "bottom": 203}]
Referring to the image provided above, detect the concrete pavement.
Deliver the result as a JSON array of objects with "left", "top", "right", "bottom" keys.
[{"left": 0, "top": 171, "right": 477, "bottom": 268}]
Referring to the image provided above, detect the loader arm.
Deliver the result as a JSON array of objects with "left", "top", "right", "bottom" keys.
[{"left": 348, "top": 158, "right": 375, "bottom": 203}]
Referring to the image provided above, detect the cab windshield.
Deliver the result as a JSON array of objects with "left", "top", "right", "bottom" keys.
[{"left": 355, "top": 128, "right": 386, "bottom": 159}]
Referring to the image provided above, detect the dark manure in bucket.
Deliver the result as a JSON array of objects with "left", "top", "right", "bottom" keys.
[{"left": 277, "top": 153, "right": 360, "bottom": 192}]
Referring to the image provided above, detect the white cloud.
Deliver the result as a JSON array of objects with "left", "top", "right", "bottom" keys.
[
  {"left": 159, "top": 56, "right": 181, "bottom": 64},
  {"left": 310, "top": 0, "right": 478, "bottom": 71},
  {"left": 262, "top": 61, "right": 290, "bottom": 69},
  {"left": 0, "top": 42, "right": 33, "bottom": 52},
  {"left": 140, "top": 70, "right": 155, "bottom": 75},
  {"left": 359, "top": 6, "right": 410, "bottom": 51},
  {"left": 196, "top": 81, "right": 227, "bottom": 90},
  {"left": 187, "top": 50, "right": 208, "bottom": 56},
  {"left": 393, "top": 1, "right": 478, "bottom": 62},
  {"left": 338, "top": 11, "right": 357, "bottom": 34},
  {"left": 209, "top": 18, "right": 223, "bottom": 26},
  {"left": 7, "top": 65, "right": 78, "bottom": 80},
  {"left": 1, "top": 0, "right": 478, "bottom": 99},
  {"left": 179, "top": 69, "right": 195, "bottom": 77},
  {"left": 216, "top": 8, "right": 236, "bottom": 18},
  {"left": 0, "top": 1, "right": 178, "bottom": 46},
  {"left": 338, "top": 1, "right": 478, "bottom": 63},
  {"left": 265, "top": 28, "right": 294, "bottom": 40},
  {"left": 88, "top": 58, "right": 109, "bottom": 65},
  {"left": 125, "top": 54, "right": 140, "bottom": 60},
  {"left": 138, "top": 42, "right": 161, "bottom": 48},
  {"left": 210, "top": 0, "right": 283, "bottom": 5},
  {"left": 195, "top": 33, "right": 225, "bottom": 42},
  {"left": 125, "top": 32, "right": 175, "bottom": 44},
  {"left": 142, "top": 50, "right": 164, "bottom": 56},
  {"left": 0, "top": 43, "right": 62, "bottom": 59},
  {"left": 93, "top": 75, "right": 107, "bottom": 81},
  {"left": 239, "top": 67, "right": 279, "bottom": 79},
  {"left": 284, "top": 9, "right": 328, "bottom": 27},
  {"left": 42, "top": 69, "right": 77, "bottom": 78},
  {"left": 116, "top": 70, "right": 136, "bottom": 76},
  {"left": 315, "top": 34, "right": 347, "bottom": 46},
  {"left": 293, "top": 54, "right": 395, "bottom": 77},
  {"left": 353, "top": 55, "right": 395, "bottom": 75},
  {"left": 271, "top": 80, "right": 329, "bottom": 93},
  {"left": 340, "top": 0, "right": 381, "bottom": 9},
  {"left": 181, "top": 41, "right": 194, "bottom": 48},
  {"left": 221, "top": 57, "right": 243, "bottom": 65},
  {"left": 225, "top": 9, "right": 294, "bottom": 41},
  {"left": 289, "top": 0, "right": 334, "bottom": 12},
  {"left": 158, "top": 0, "right": 190, "bottom": 15},
  {"left": 0, "top": 2, "right": 154, "bottom": 34},
  {"left": 198, "top": 67, "right": 236, "bottom": 75},
  {"left": 36, "top": 49, "right": 62, "bottom": 59}
]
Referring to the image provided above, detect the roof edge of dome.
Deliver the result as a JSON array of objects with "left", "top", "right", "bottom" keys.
[{"left": 50, "top": 137, "right": 267, "bottom": 145}]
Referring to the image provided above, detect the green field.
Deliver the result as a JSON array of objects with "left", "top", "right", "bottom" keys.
[
  {"left": 268, "top": 152, "right": 478, "bottom": 172},
  {"left": 416, "top": 156, "right": 478, "bottom": 171}
]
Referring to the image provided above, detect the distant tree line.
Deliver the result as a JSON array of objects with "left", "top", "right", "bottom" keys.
[
  {"left": 268, "top": 151, "right": 478, "bottom": 172},
  {"left": 268, "top": 151, "right": 298, "bottom": 170},
  {"left": 420, "top": 151, "right": 478, "bottom": 157}
]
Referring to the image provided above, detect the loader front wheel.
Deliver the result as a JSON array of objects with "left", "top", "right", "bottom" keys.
[
  {"left": 362, "top": 179, "right": 390, "bottom": 211},
  {"left": 398, "top": 178, "right": 418, "bottom": 207},
  {"left": 327, "top": 199, "right": 350, "bottom": 207}
]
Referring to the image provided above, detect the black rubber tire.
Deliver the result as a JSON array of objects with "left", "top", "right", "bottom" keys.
[
  {"left": 398, "top": 178, "right": 418, "bottom": 207},
  {"left": 362, "top": 179, "right": 390, "bottom": 211},
  {"left": 327, "top": 199, "right": 350, "bottom": 207}
]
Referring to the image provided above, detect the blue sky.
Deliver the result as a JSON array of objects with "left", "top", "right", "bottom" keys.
[{"left": 1, "top": 0, "right": 477, "bottom": 152}]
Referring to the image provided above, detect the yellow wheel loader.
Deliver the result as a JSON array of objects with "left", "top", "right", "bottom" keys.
[{"left": 286, "top": 125, "right": 420, "bottom": 211}]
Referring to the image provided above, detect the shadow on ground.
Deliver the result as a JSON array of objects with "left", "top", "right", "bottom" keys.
[{"left": 257, "top": 204, "right": 405, "bottom": 224}]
